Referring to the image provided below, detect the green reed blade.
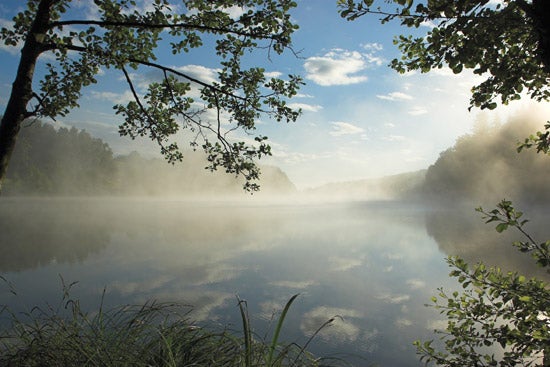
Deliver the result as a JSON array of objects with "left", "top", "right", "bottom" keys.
[{"left": 266, "top": 293, "right": 299, "bottom": 367}]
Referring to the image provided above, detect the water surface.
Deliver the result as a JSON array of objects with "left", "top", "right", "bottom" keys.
[{"left": 1, "top": 197, "right": 547, "bottom": 366}]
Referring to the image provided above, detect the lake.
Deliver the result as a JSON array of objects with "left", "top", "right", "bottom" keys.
[{"left": 0, "top": 197, "right": 548, "bottom": 366}]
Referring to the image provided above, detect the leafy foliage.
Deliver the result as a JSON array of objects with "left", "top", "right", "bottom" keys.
[
  {"left": 517, "top": 122, "right": 550, "bottom": 155},
  {"left": 338, "top": 0, "right": 550, "bottom": 110},
  {"left": 0, "top": 0, "right": 303, "bottom": 191},
  {"left": 415, "top": 200, "right": 550, "bottom": 367}
]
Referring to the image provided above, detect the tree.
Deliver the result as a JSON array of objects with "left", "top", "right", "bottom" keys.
[
  {"left": 338, "top": 0, "right": 550, "bottom": 110},
  {"left": 0, "top": 0, "right": 303, "bottom": 192}
]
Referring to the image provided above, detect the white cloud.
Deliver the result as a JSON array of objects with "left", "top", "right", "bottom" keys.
[
  {"left": 287, "top": 102, "right": 323, "bottom": 112},
  {"left": 121, "top": 0, "right": 183, "bottom": 17},
  {"left": 269, "top": 280, "right": 316, "bottom": 289},
  {"left": 330, "top": 121, "right": 365, "bottom": 136},
  {"left": 376, "top": 92, "right": 413, "bottom": 101},
  {"left": 487, "top": 0, "right": 504, "bottom": 6},
  {"left": 328, "top": 255, "right": 364, "bottom": 272},
  {"left": 295, "top": 93, "right": 314, "bottom": 98},
  {"left": 431, "top": 67, "right": 455, "bottom": 77},
  {"left": 220, "top": 5, "right": 247, "bottom": 19},
  {"left": 304, "top": 49, "right": 369, "bottom": 86},
  {"left": 382, "top": 135, "right": 406, "bottom": 142},
  {"left": 406, "top": 279, "right": 426, "bottom": 290},
  {"left": 174, "top": 64, "right": 220, "bottom": 85},
  {"left": 265, "top": 71, "right": 282, "bottom": 78},
  {"left": 91, "top": 90, "right": 135, "bottom": 104},
  {"left": 300, "top": 306, "right": 363, "bottom": 343},
  {"left": 361, "top": 43, "right": 385, "bottom": 66},
  {"left": 395, "top": 318, "right": 413, "bottom": 328},
  {"left": 408, "top": 107, "right": 428, "bottom": 116},
  {"left": 420, "top": 20, "right": 437, "bottom": 28},
  {"left": 362, "top": 42, "right": 383, "bottom": 51},
  {"left": 376, "top": 293, "right": 410, "bottom": 304},
  {"left": 72, "top": 0, "right": 101, "bottom": 19}
]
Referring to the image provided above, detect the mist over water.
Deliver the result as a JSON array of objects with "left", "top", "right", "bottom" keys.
[
  {"left": 2, "top": 109, "right": 550, "bottom": 366},
  {"left": 1, "top": 196, "right": 547, "bottom": 367}
]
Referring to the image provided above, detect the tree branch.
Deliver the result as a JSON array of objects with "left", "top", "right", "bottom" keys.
[
  {"left": 57, "top": 43, "right": 250, "bottom": 105},
  {"left": 49, "top": 19, "right": 275, "bottom": 41},
  {"left": 120, "top": 65, "right": 161, "bottom": 143}
]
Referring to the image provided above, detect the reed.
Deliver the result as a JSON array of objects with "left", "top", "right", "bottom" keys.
[{"left": 0, "top": 284, "right": 346, "bottom": 366}]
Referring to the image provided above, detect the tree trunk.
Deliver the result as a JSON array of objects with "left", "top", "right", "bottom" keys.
[{"left": 0, "top": 0, "right": 54, "bottom": 193}]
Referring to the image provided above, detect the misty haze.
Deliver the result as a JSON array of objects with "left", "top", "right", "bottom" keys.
[{"left": 1, "top": 110, "right": 549, "bottom": 366}]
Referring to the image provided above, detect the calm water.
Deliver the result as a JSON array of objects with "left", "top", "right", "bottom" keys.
[{"left": 0, "top": 197, "right": 547, "bottom": 366}]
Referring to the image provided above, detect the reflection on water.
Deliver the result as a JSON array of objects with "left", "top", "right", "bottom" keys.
[
  {"left": 0, "top": 198, "right": 110, "bottom": 271},
  {"left": 425, "top": 205, "right": 550, "bottom": 280},
  {"left": 0, "top": 198, "right": 547, "bottom": 366}
]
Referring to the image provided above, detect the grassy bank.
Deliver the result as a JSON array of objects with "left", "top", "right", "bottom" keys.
[{"left": 0, "top": 286, "right": 347, "bottom": 367}]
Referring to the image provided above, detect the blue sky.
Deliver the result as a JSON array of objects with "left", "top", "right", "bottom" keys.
[{"left": 1, "top": 0, "right": 548, "bottom": 188}]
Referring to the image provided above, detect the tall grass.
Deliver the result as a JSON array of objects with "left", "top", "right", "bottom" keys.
[{"left": 0, "top": 282, "right": 348, "bottom": 366}]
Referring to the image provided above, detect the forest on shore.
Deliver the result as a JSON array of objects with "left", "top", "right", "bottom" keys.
[
  {"left": 4, "top": 111, "right": 550, "bottom": 205},
  {"left": 421, "top": 111, "right": 550, "bottom": 206},
  {"left": 3, "top": 121, "right": 296, "bottom": 197},
  {"left": 309, "top": 111, "right": 550, "bottom": 205}
]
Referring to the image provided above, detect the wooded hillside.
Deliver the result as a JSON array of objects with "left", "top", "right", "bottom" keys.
[{"left": 4, "top": 122, "right": 295, "bottom": 196}]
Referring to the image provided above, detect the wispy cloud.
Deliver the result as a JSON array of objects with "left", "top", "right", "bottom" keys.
[
  {"left": 330, "top": 121, "right": 365, "bottom": 136},
  {"left": 328, "top": 255, "right": 364, "bottom": 271},
  {"left": 269, "top": 280, "right": 316, "bottom": 289},
  {"left": 301, "top": 306, "right": 363, "bottom": 342},
  {"left": 382, "top": 135, "right": 406, "bottom": 142},
  {"left": 91, "top": 90, "right": 135, "bottom": 104},
  {"left": 406, "top": 279, "right": 426, "bottom": 290},
  {"left": 304, "top": 49, "right": 370, "bottom": 86},
  {"left": 376, "top": 293, "right": 410, "bottom": 304},
  {"left": 408, "top": 107, "right": 428, "bottom": 116},
  {"left": 265, "top": 71, "right": 282, "bottom": 78},
  {"left": 362, "top": 42, "right": 383, "bottom": 51},
  {"left": 420, "top": 20, "right": 437, "bottom": 28},
  {"left": 287, "top": 102, "right": 323, "bottom": 112},
  {"left": 72, "top": 0, "right": 100, "bottom": 19},
  {"left": 362, "top": 43, "right": 385, "bottom": 66},
  {"left": 174, "top": 64, "right": 219, "bottom": 85},
  {"left": 395, "top": 318, "right": 413, "bottom": 328},
  {"left": 376, "top": 92, "right": 413, "bottom": 101}
]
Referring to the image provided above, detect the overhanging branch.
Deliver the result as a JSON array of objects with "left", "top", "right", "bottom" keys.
[{"left": 49, "top": 19, "right": 275, "bottom": 41}]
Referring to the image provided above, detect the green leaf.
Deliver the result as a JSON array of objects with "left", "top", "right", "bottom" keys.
[{"left": 495, "top": 223, "right": 508, "bottom": 233}]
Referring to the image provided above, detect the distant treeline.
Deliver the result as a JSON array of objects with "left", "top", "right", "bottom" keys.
[
  {"left": 421, "top": 111, "right": 550, "bottom": 205},
  {"left": 304, "top": 170, "right": 426, "bottom": 201},
  {"left": 306, "top": 111, "right": 550, "bottom": 204},
  {"left": 6, "top": 113, "right": 549, "bottom": 201},
  {"left": 4, "top": 121, "right": 295, "bottom": 196}
]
